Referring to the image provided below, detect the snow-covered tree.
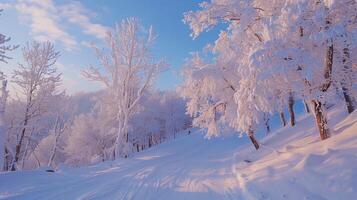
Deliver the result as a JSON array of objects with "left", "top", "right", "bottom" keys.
[
  {"left": 131, "top": 91, "right": 191, "bottom": 150},
  {"left": 0, "top": 9, "right": 18, "bottom": 171},
  {"left": 329, "top": 0, "right": 357, "bottom": 113},
  {"left": 180, "top": 51, "right": 236, "bottom": 138},
  {"left": 64, "top": 113, "right": 113, "bottom": 166},
  {"left": 256, "top": 0, "right": 356, "bottom": 139},
  {"left": 180, "top": 48, "right": 265, "bottom": 149},
  {"left": 82, "top": 18, "right": 165, "bottom": 158},
  {"left": 9, "top": 41, "right": 61, "bottom": 171},
  {"left": 0, "top": 73, "right": 8, "bottom": 170},
  {"left": 0, "top": 10, "right": 18, "bottom": 64},
  {"left": 182, "top": 0, "right": 281, "bottom": 149},
  {"left": 63, "top": 90, "right": 190, "bottom": 166},
  {"left": 25, "top": 93, "right": 71, "bottom": 170},
  {"left": 183, "top": 0, "right": 356, "bottom": 143}
]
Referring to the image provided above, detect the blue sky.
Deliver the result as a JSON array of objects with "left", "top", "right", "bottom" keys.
[{"left": 0, "top": 0, "right": 220, "bottom": 94}]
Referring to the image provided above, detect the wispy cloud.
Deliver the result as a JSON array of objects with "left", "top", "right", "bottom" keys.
[
  {"left": 4, "top": 0, "right": 109, "bottom": 51},
  {"left": 0, "top": 3, "right": 12, "bottom": 9},
  {"left": 14, "top": 0, "right": 78, "bottom": 50},
  {"left": 62, "top": 2, "right": 109, "bottom": 40},
  {"left": 81, "top": 41, "right": 94, "bottom": 48}
]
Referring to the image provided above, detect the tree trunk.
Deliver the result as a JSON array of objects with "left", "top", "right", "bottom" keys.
[
  {"left": 342, "top": 87, "right": 356, "bottom": 114},
  {"left": 31, "top": 151, "right": 41, "bottom": 168},
  {"left": 148, "top": 135, "right": 152, "bottom": 148},
  {"left": 113, "top": 111, "right": 130, "bottom": 159},
  {"left": 48, "top": 117, "right": 62, "bottom": 168},
  {"left": 312, "top": 100, "right": 330, "bottom": 140},
  {"left": 310, "top": 20, "right": 333, "bottom": 141},
  {"left": 280, "top": 112, "right": 287, "bottom": 127},
  {"left": 48, "top": 144, "right": 58, "bottom": 167},
  {"left": 11, "top": 91, "right": 33, "bottom": 171},
  {"left": 341, "top": 45, "right": 356, "bottom": 114},
  {"left": 308, "top": 16, "right": 333, "bottom": 141},
  {"left": 11, "top": 113, "right": 30, "bottom": 171},
  {"left": 3, "top": 145, "right": 10, "bottom": 171},
  {"left": 288, "top": 93, "right": 296, "bottom": 126},
  {"left": 20, "top": 130, "right": 33, "bottom": 170},
  {"left": 299, "top": 27, "right": 311, "bottom": 117},
  {"left": 136, "top": 143, "right": 139, "bottom": 152},
  {"left": 248, "top": 129, "right": 259, "bottom": 150},
  {"left": 304, "top": 100, "right": 310, "bottom": 113},
  {"left": 264, "top": 114, "right": 270, "bottom": 135},
  {"left": 0, "top": 79, "right": 8, "bottom": 171}
]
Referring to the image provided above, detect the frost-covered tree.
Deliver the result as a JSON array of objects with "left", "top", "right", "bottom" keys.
[
  {"left": 0, "top": 73, "right": 8, "bottom": 170},
  {"left": 65, "top": 113, "right": 112, "bottom": 166},
  {"left": 0, "top": 10, "right": 18, "bottom": 64},
  {"left": 83, "top": 18, "right": 165, "bottom": 158},
  {"left": 57, "top": 87, "right": 191, "bottom": 166},
  {"left": 184, "top": 0, "right": 356, "bottom": 143},
  {"left": 28, "top": 94, "right": 71, "bottom": 170},
  {"left": 9, "top": 41, "right": 61, "bottom": 171},
  {"left": 180, "top": 52, "right": 234, "bottom": 137},
  {"left": 257, "top": 0, "right": 356, "bottom": 139},
  {"left": 180, "top": 47, "right": 263, "bottom": 149},
  {"left": 329, "top": 0, "right": 357, "bottom": 113},
  {"left": 131, "top": 91, "right": 191, "bottom": 150},
  {"left": 63, "top": 90, "right": 190, "bottom": 166},
  {"left": 0, "top": 9, "right": 18, "bottom": 171},
  {"left": 182, "top": 0, "right": 282, "bottom": 149}
]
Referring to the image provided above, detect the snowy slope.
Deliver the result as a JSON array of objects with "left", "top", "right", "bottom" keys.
[{"left": 0, "top": 106, "right": 356, "bottom": 200}]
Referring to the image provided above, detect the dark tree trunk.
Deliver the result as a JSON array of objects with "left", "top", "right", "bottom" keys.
[
  {"left": 342, "top": 87, "right": 356, "bottom": 114},
  {"left": 288, "top": 93, "right": 296, "bottom": 126},
  {"left": 3, "top": 146, "right": 10, "bottom": 171},
  {"left": 304, "top": 100, "right": 310, "bottom": 113},
  {"left": 264, "top": 114, "right": 270, "bottom": 135},
  {"left": 280, "top": 112, "right": 287, "bottom": 127},
  {"left": 11, "top": 111, "right": 29, "bottom": 171},
  {"left": 341, "top": 45, "right": 356, "bottom": 114},
  {"left": 320, "top": 40, "right": 333, "bottom": 92},
  {"left": 310, "top": 26, "right": 333, "bottom": 140},
  {"left": 112, "top": 149, "right": 116, "bottom": 161},
  {"left": 248, "top": 129, "right": 259, "bottom": 150},
  {"left": 312, "top": 100, "right": 330, "bottom": 140},
  {"left": 148, "top": 135, "right": 152, "bottom": 148}
]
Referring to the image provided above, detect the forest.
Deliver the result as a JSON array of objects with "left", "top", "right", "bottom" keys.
[{"left": 0, "top": 0, "right": 356, "bottom": 199}]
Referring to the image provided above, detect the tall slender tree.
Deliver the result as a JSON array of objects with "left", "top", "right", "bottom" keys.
[
  {"left": 0, "top": 9, "right": 18, "bottom": 171},
  {"left": 83, "top": 18, "right": 165, "bottom": 158},
  {"left": 10, "top": 41, "right": 61, "bottom": 171}
]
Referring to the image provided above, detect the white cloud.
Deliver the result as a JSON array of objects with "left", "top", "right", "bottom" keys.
[
  {"left": 2, "top": 0, "right": 109, "bottom": 94},
  {"left": 0, "top": 3, "right": 12, "bottom": 10},
  {"left": 14, "top": 0, "right": 78, "bottom": 50},
  {"left": 81, "top": 41, "right": 94, "bottom": 48},
  {"left": 62, "top": 2, "right": 109, "bottom": 40},
  {"left": 5, "top": 0, "right": 109, "bottom": 50}
]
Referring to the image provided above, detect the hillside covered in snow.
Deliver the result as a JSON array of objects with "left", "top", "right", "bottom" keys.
[
  {"left": 0, "top": 0, "right": 357, "bottom": 200},
  {"left": 0, "top": 106, "right": 356, "bottom": 200}
]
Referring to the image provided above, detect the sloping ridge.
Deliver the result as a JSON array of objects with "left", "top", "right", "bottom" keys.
[{"left": 0, "top": 106, "right": 356, "bottom": 200}]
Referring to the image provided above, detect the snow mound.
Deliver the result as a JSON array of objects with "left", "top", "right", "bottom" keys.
[{"left": 0, "top": 106, "right": 356, "bottom": 200}]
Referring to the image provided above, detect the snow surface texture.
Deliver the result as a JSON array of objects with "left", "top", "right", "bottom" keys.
[{"left": 0, "top": 106, "right": 356, "bottom": 200}]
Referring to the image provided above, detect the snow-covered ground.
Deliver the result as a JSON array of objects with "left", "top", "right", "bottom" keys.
[{"left": 1, "top": 106, "right": 356, "bottom": 200}]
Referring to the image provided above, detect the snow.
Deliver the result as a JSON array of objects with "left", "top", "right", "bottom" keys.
[{"left": 0, "top": 106, "right": 356, "bottom": 200}]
